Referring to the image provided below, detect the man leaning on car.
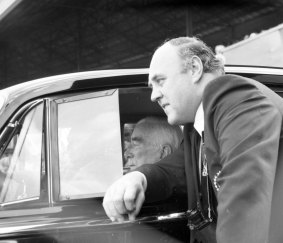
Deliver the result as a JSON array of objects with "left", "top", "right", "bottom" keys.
[{"left": 103, "top": 36, "right": 283, "bottom": 243}]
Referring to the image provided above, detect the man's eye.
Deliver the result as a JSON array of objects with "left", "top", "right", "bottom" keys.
[{"left": 156, "top": 78, "right": 165, "bottom": 85}]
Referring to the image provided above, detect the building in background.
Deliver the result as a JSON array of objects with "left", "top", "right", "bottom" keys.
[{"left": 220, "top": 23, "right": 283, "bottom": 67}]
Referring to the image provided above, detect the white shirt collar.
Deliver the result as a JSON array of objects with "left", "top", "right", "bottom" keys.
[{"left": 193, "top": 103, "right": 204, "bottom": 137}]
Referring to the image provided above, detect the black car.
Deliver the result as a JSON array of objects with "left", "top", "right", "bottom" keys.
[{"left": 0, "top": 67, "right": 282, "bottom": 242}]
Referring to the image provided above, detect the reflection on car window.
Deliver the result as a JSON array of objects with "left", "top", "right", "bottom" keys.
[
  {"left": 57, "top": 89, "right": 123, "bottom": 200},
  {"left": 0, "top": 104, "right": 43, "bottom": 203},
  {"left": 123, "top": 123, "right": 135, "bottom": 155},
  {"left": 123, "top": 123, "right": 135, "bottom": 173}
]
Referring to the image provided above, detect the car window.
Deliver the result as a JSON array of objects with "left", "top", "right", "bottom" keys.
[
  {"left": 57, "top": 89, "right": 123, "bottom": 200},
  {"left": 0, "top": 103, "right": 43, "bottom": 204}
]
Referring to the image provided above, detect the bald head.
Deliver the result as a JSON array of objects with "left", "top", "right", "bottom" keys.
[
  {"left": 124, "top": 117, "right": 183, "bottom": 170},
  {"left": 136, "top": 117, "right": 183, "bottom": 151},
  {"left": 160, "top": 37, "right": 224, "bottom": 75}
]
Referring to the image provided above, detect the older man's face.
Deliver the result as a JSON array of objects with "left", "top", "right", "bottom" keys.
[
  {"left": 148, "top": 43, "right": 199, "bottom": 125},
  {"left": 124, "top": 124, "right": 162, "bottom": 170}
]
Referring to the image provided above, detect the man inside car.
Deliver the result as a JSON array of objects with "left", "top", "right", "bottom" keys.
[{"left": 124, "top": 116, "right": 183, "bottom": 171}]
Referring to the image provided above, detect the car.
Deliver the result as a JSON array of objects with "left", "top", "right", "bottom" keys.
[{"left": 0, "top": 66, "right": 282, "bottom": 242}]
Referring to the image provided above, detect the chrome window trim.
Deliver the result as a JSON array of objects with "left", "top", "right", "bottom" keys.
[
  {"left": 225, "top": 66, "right": 283, "bottom": 75},
  {"left": 0, "top": 100, "right": 43, "bottom": 152},
  {"left": 55, "top": 89, "right": 117, "bottom": 104},
  {"left": 0, "top": 99, "right": 44, "bottom": 207},
  {"left": 0, "top": 211, "right": 188, "bottom": 235},
  {"left": 44, "top": 98, "right": 53, "bottom": 206},
  {"left": 54, "top": 89, "right": 122, "bottom": 201},
  {"left": 0, "top": 197, "right": 40, "bottom": 207}
]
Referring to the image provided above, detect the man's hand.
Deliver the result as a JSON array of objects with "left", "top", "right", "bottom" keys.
[{"left": 103, "top": 171, "right": 147, "bottom": 222}]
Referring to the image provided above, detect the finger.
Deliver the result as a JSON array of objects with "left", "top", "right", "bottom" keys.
[
  {"left": 117, "top": 214, "right": 127, "bottom": 222},
  {"left": 103, "top": 193, "right": 116, "bottom": 221},
  {"left": 104, "top": 201, "right": 119, "bottom": 221},
  {"left": 135, "top": 189, "right": 145, "bottom": 213},
  {"left": 112, "top": 186, "right": 128, "bottom": 216},
  {"left": 128, "top": 189, "right": 145, "bottom": 221},
  {"left": 123, "top": 186, "right": 139, "bottom": 212},
  {"left": 103, "top": 188, "right": 126, "bottom": 221}
]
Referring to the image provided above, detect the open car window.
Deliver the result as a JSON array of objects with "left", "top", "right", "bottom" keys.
[{"left": 56, "top": 89, "right": 123, "bottom": 200}]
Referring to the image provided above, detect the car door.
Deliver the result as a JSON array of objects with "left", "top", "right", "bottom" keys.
[
  {"left": 0, "top": 88, "right": 189, "bottom": 243},
  {"left": 0, "top": 99, "right": 54, "bottom": 242}
]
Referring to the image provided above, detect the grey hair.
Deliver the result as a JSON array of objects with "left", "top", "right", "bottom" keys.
[
  {"left": 137, "top": 116, "right": 183, "bottom": 152},
  {"left": 162, "top": 37, "right": 225, "bottom": 75}
]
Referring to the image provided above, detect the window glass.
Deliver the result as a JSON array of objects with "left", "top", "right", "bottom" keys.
[
  {"left": 0, "top": 104, "right": 43, "bottom": 203},
  {"left": 58, "top": 90, "right": 123, "bottom": 200}
]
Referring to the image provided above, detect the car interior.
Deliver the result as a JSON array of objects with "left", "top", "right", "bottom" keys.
[
  {"left": 118, "top": 86, "right": 188, "bottom": 215},
  {"left": 119, "top": 87, "right": 166, "bottom": 166}
]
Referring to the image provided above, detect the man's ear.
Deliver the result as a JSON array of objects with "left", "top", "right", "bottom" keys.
[
  {"left": 160, "top": 144, "right": 172, "bottom": 159},
  {"left": 191, "top": 55, "right": 203, "bottom": 84}
]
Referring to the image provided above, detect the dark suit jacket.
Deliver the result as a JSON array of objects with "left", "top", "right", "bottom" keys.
[{"left": 137, "top": 74, "right": 283, "bottom": 243}]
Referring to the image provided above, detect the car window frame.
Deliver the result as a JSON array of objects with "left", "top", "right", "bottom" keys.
[
  {"left": 48, "top": 89, "right": 123, "bottom": 202},
  {"left": 0, "top": 99, "right": 48, "bottom": 208}
]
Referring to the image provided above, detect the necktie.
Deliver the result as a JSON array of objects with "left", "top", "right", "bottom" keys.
[
  {"left": 183, "top": 125, "right": 200, "bottom": 211},
  {"left": 184, "top": 125, "right": 215, "bottom": 231}
]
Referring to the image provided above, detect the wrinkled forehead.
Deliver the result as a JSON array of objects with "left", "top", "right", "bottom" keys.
[
  {"left": 133, "top": 123, "right": 150, "bottom": 136},
  {"left": 132, "top": 123, "right": 156, "bottom": 141}
]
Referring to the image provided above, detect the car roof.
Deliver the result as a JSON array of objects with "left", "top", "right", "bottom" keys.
[
  {"left": 0, "top": 66, "right": 282, "bottom": 129},
  {"left": 0, "top": 69, "right": 149, "bottom": 127}
]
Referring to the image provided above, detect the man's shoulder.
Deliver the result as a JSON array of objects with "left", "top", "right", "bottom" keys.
[
  {"left": 204, "top": 74, "right": 250, "bottom": 94},
  {"left": 203, "top": 74, "right": 257, "bottom": 107}
]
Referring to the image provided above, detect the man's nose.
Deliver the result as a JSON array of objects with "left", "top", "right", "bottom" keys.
[
  {"left": 150, "top": 87, "right": 162, "bottom": 102},
  {"left": 124, "top": 146, "right": 133, "bottom": 160}
]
